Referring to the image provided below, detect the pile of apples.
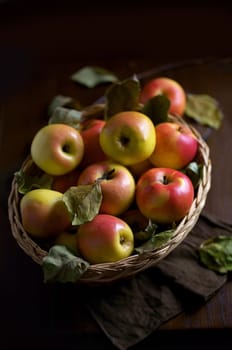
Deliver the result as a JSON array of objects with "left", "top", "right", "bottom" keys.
[{"left": 19, "top": 77, "right": 199, "bottom": 265}]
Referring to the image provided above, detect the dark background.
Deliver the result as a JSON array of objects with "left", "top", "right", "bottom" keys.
[{"left": 1, "top": 2, "right": 232, "bottom": 349}]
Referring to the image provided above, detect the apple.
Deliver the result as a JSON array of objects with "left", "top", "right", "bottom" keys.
[
  {"left": 136, "top": 167, "right": 194, "bottom": 224},
  {"left": 149, "top": 122, "right": 198, "bottom": 169},
  {"left": 31, "top": 123, "right": 84, "bottom": 176},
  {"left": 121, "top": 209, "right": 149, "bottom": 233},
  {"left": 77, "top": 160, "right": 135, "bottom": 216},
  {"left": 128, "top": 158, "right": 152, "bottom": 179},
  {"left": 140, "top": 77, "right": 186, "bottom": 116},
  {"left": 80, "top": 118, "right": 107, "bottom": 168},
  {"left": 76, "top": 214, "right": 134, "bottom": 263},
  {"left": 54, "top": 231, "right": 78, "bottom": 253},
  {"left": 20, "top": 189, "right": 72, "bottom": 238},
  {"left": 99, "top": 111, "right": 156, "bottom": 166},
  {"left": 52, "top": 168, "right": 80, "bottom": 193}
]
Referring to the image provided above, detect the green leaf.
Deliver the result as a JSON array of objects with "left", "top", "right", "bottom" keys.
[
  {"left": 183, "top": 161, "right": 203, "bottom": 188},
  {"left": 15, "top": 169, "right": 53, "bottom": 194},
  {"left": 62, "top": 183, "right": 102, "bottom": 226},
  {"left": 141, "top": 95, "right": 170, "bottom": 125},
  {"left": 199, "top": 235, "right": 232, "bottom": 273},
  {"left": 135, "top": 227, "right": 174, "bottom": 254},
  {"left": 71, "top": 66, "right": 118, "bottom": 88},
  {"left": 134, "top": 219, "right": 158, "bottom": 241},
  {"left": 185, "top": 93, "right": 224, "bottom": 129},
  {"left": 48, "top": 107, "right": 83, "bottom": 130},
  {"left": 48, "top": 95, "right": 80, "bottom": 117},
  {"left": 104, "top": 75, "right": 141, "bottom": 119},
  {"left": 42, "top": 245, "right": 89, "bottom": 283}
]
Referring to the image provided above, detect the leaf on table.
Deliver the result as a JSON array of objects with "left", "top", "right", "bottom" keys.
[
  {"left": 47, "top": 95, "right": 81, "bottom": 117},
  {"left": 48, "top": 107, "right": 83, "bottom": 130},
  {"left": 62, "top": 183, "right": 102, "bottom": 226},
  {"left": 15, "top": 169, "right": 53, "bottom": 194},
  {"left": 185, "top": 93, "right": 224, "bottom": 129},
  {"left": 42, "top": 245, "right": 90, "bottom": 283},
  {"left": 199, "top": 235, "right": 232, "bottom": 273},
  {"left": 141, "top": 95, "right": 170, "bottom": 125},
  {"left": 71, "top": 66, "right": 118, "bottom": 88},
  {"left": 104, "top": 75, "right": 141, "bottom": 119},
  {"left": 183, "top": 161, "right": 203, "bottom": 188},
  {"left": 135, "top": 226, "right": 174, "bottom": 254}
]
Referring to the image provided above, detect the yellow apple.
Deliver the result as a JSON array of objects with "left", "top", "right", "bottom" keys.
[
  {"left": 20, "top": 189, "right": 72, "bottom": 239},
  {"left": 31, "top": 123, "right": 84, "bottom": 175},
  {"left": 99, "top": 111, "right": 156, "bottom": 166}
]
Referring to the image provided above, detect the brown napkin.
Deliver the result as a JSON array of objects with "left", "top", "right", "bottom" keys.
[{"left": 85, "top": 211, "right": 230, "bottom": 350}]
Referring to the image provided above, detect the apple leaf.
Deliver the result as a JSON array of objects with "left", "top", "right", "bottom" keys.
[
  {"left": 42, "top": 245, "right": 89, "bottom": 283},
  {"left": 71, "top": 66, "right": 118, "bottom": 88},
  {"left": 62, "top": 183, "right": 102, "bottom": 226},
  {"left": 47, "top": 95, "right": 82, "bottom": 117},
  {"left": 185, "top": 93, "right": 224, "bottom": 129},
  {"left": 141, "top": 95, "right": 170, "bottom": 125},
  {"left": 15, "top": 169, "right": 53, "bottom": 194},
  {"left": 199, "top": 236, "right": 232, "bottom": 273},
  {"left": 48, "top": 107, "right": 83, "bottom": 130},
  {"left": 135, "top": 229, "right": 174, "bottom": 254},
  {"left": 183, "top": 161, "right": 203, "bottom": 188},
  {"left": 104, "top": 75, "right": 141, "bottom": 119},
  {"left": 134, "top": 219, "right": 158, "bottom": 242}
]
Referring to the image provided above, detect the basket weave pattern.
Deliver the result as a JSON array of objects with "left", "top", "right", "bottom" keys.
[{"left": 8, "top": 114, "right": 211, "bottom": 284}]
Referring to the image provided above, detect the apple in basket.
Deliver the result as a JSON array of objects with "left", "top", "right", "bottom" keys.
[
  {"left": 136, "top": 167, "right": 194, "bottom": 224},
  {"left": 149, "top": 122, "right": 198, "bottom": 170},
  {"left": 80, "top": 118, "right": 107, "bottom": 168},
  {"left": 140, "top": 77, "right": 186, "bottom": 116},
  {"left": 31, "top": 123, "right": 84, "bottom": 175},
  {"left": 77, "top": 160, "right": 135, "bottom": 216},
  {"left": 76, "top": 214, "right": 134, "bottom": 264},
  {"left": 20, "top": 189, "right": 72, "bottom": 239},
  {"left": 99, "top": 111, "right": 156, "bottom": 166},
  {"left": 51, "top": 168, "right": 80, "bottom": 193}
]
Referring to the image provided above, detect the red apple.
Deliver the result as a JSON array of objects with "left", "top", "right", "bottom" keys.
[
  {"left": 77, "top": 160, "right": 135, "bottom": 216},
  {"left": 80, "top": 118, "right": 107, "bottom": 168},
  {"left": 136, "top": 167, "right": 194, "bottom": 224},
  {"left": 149, "top": 122, "right": 198, "bottom": 169},
  {"left": 128, "top": 158, "right": 153, "bottom": 179},
  {"left": 76, "top": 214, "right": 134, "bottom": 263},
  {"left": 140, "top": 77, "right": 186, "bottom": 116},
  {"left": 121, "top": 209, "right": 149, "bottom": 233},
  {"left": 31, "top": 123, "right": 84, "bottom": 175},
  {"left": 52, "top": 168, "right": 80, "bottom": 193}
]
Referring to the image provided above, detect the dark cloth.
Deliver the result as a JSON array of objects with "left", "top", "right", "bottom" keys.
[{"left": 85, "top": 212, "right": 230, "bottom": 350}]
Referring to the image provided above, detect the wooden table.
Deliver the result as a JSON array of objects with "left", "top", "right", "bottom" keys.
[{"left": 1, "top": 2, "right": 232, "bottom": 349}]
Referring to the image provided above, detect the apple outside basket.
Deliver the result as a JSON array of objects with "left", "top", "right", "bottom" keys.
[{"left": 8, "top": 105, "right": 212, "bottom": 285}]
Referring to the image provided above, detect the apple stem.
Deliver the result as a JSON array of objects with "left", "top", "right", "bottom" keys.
[
  {"left": 163, "top": 175, "right": 169, "bottom": 185},
  {"left": 97, "top": 168, "right": 115, "bottom": 182}
]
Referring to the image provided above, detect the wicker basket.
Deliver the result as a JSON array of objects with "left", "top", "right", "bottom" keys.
[{"left": 8, "top": 112, "right": 211, "bottom": 284}]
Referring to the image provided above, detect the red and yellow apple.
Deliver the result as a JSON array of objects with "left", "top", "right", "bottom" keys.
[
  {"left": 76, "top": 214, "right": 134, "bottom": 263},
  {"left": 149, "top": 122, "right": 198, "bottom": 169},
  {"left": 136, "top": 167, "right": 194, "bottom": 224},
  {"left": 77, "top": 160, "right": 135, "bottom": 216},
  {"left": 99, "top": 111, "right": 156, "bottom": 166},
  {"left": 80, "top": 118, "right": 107, "bottom": 168},
  {"left": 128, "top": 158, "right": 152, "bottom": 179},
  {"left": 31, "top": 123, "right": 84, "bottom": 175},
  {"left": 51, "top": 168, "right": 80, "bottom": 193},
  {"left": 140, "top": 77, "right": 186, "bottom": 116},
  {"left": 20, "top": 189, "right": 71, "bottom": 238}
]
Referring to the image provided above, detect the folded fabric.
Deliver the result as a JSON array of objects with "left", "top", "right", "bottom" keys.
[{"left": 85, "top": 211, "right": 229, "bottom": 350}]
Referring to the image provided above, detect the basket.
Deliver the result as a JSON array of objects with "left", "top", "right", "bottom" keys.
[{"left": 8, "top": 112, "right": 212, "bottom": 284}]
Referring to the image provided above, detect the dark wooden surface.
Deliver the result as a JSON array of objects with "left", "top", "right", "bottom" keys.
[{"left": 1, "top": 2, "right": 232, "bottom": 349}]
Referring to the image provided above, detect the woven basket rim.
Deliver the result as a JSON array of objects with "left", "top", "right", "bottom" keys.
[{"left": 8, "top": 113, "right": 212, "bottom": 284}]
